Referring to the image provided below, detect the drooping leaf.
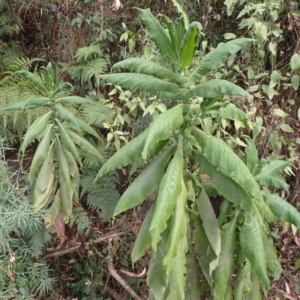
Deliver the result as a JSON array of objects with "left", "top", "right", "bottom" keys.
[
  {"left": 114, "top": 145, "right": 175, "bottom": 216},
  {"left": 188, "top": 38, "right": 253, "bottom": 82},
  {"left": 170, "top": 0, "right": 190, "bottom": 29},
  {"left": 66, "top": 151, "right": 80, "bottom": 203},
  {"left": 28, "top": 125, "right": 53, "bottom": 183},
  {"left": 244, "top": 273, "right": 262, "bottom": 300},
  {"left": 163, "top": 177, "right": 188, "bottom": 279},
  {"left": 136, "top": 8, "right": 180, "bottom": 64},
  {"left": 113, "top": 58, "right": 186, "bottom": 84},
  {"left": 95, "top": 128, "right": 149, "bottom": 180},
  {"left": 32, "top": 147, "right": 55, "bottom": 212},
  {"left": 44, "top": 189, "right": 62, "bottom": 228},
  {"left": 193, "top": 127, "right": 263, "bottom": 202},
  {"left": 51, "top": 82, "right": 73, "bottom": 97},
  {"left": 54, "top": 105, "right": 80, "bottom": 129},
  {"left": 55, "top": 96, "right": 94, "bottom": 105},
  {"left": 165, "top": 233, "right": 188, "bottom": 300},
  {"left": 101, "top": 73, "right": 183, "bottom": 95},
  {"left": 73, "top": 116, "right": 102, "bottom": 140},
  {"left": 20, "top": 111, "right": 53, "bottom": 154},
  {"left": 182, "top": 79, "right": 252, "bottom": 100},
  {"left": 1, "top": 96, "right": 50, "bottom": 112},
  {"left": 217, "top": 103, "right": 248, "bottom": 123},
  {"left": 255, "top": 160, "right": 290, "bottom": 190},
  {"left": 212, "top": 214, "right": 238, "bottom": 300},
  {"left": 264, "top": 235, "right": 282, "bottom": 280},
  {"left": 132, "top": 202, "right": 156, "bottom": 262},
  {"left": 240, "top": 212, "right": 269, "bottom": 293},
  {"left": 150, "top": 139, "right": 183, "bottom": 252},
  {"left": 16, "top": 70, "right": 50, "bottom": 95},
  {"left": 56, "top": 121, "right": 82, "bottom": 166},
  {"left": 264, "top": 193, "right": 300, "bottom": 228},
  {"left": 180, "top": 22, "right": 202, "bottom": 68},
  {"left": 66, "top": 129, "right": 104, "bottom": 162},
  {"left": 197, "top": 184, "right": 221, "bottom": 271},
  {"left": 245, "top": 138, "right": 259, "bottom": 174},
  {"left": 142, "top": 105, "right": 186, "bottom": 159}
]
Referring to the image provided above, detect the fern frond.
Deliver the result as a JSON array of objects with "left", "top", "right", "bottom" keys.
[
  {"left": 69, "top": 207, "right": 91, "bottom": 234},
  {"left": 75, "top": 44, "right": 101, "bottom": 62},
  {"left": 81, "top": 99, "right": 115, "bottom": 127},
  {"left": 81, "top": 57, "right": 109, "bottom": 85},
  {"left": 81, "top": 169, "right": 120, "bottom": 219}
]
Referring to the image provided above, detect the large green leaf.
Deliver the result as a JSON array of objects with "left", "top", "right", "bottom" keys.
[
  {"left": 73, "top": 116, "right": 102, "bottom": 140},
  {"left": 245, "top": 273, "right": 262, "bottom": 300},
  {"left": 193, "top": 150, "right": 255, "bottom": 212},
  {"left": 66, "top": 129, "right": 104, "bottom": 162},
  {"left": 55, "top": 96, "right": 94, "bottom": 105},
  {"left": 163, "top": 178, "right": 188, "bottom": 279},
  {"left": 217, "top": 103, "right": 248, "bottom": 123},
  {"left": 32, "top": 147, "right": 55, "bottom": 212},
  {"left": 240, "top": 212, "right": 269, "bottom": 293},
  {"left": 193, "top": 127, "right": 263, "bottom": 202},
  {"left": 44, "top": 189, "right": 62, "bottom": 228},
  {"left": 264, "top": 193, "right": 300, "bottom": 228},
  {"left": 245, "top": 138, "right": 259, "bottom": 174},
  {"left": 163, "top": 15, "right": 180, "bottom": 59},
  {"left": 142, "top": 105, "right": 185, "bottom": 159},
  {"left": 147, "top": 229, "right": 169, "bottom": 300},
  {"left": 136, "top": 8, "right": 180, "bottom": 64},
  {"left": 264, "top": 235, "right": 281, "bottom": 280},
  {"left": 20, "top": 111, "right": 53, "bottom": 154},
  {"left": 182, "top": 79, "right": 252, "bottom": 99},
  {"left": 132, "top": 202, "right": 156, "bottom": 262},
  {"left": 255, "top": 160, "right": 290, "bottom": 190},
  {"left": 17, "top": 70, "right": 50, "bottom": 95},
  {"left": 149, "top": 140, "right": 183, "bottom": 252},
  {"left": 95, "top": 128, "right": 149, "bottom": 180},
  {"left": 28, "top": 125, "right": 53, "bottom": 183},
  {"left": 197, "top": 184, "right": 221, "bottom": 271},
  {"left": 54, "top": 105, "right": 80, "bottom": 129},
  {"left": 165, "top": 234, "right": 188, "bottom": 300},
  {"left": 113, "top": 58, "right": 186, "bottom": 84},
  {"left": 180, "top": 22, "right": 202, "bottom": 68},
  {"left": 213, "top": 215, "right": 238, "bottom": 300},
  {"left": 188, "top": 38, "right": 253, "bottom": 82},
  {"left": 171, "top": 0, "right": 189, "bottom": 29},
  {"left": 66, "top": 151, "right": 80, "bottom": 203},
  {"left": 101, "top": 73, "right": 183, "bottom": 94},
  {"left": 114, "top": 145, "right": 175, "bottom": 216},
  {"left": 1, "top": 96, "right": 50, "bottom": 112},
  {"left": 51, "top": 82, "right": 72, "bottom": 97}
]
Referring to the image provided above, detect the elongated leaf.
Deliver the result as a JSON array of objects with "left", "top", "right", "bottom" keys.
[
  {"left": 32, "top": 147, "right": 55, "bottom": 212},
  {"left": 166, "top": 233, "right": 188, "bottom": 300},
  {"left": 51, "top": 82, "right": 72, "bottom": 97},
  {"left": 17, "top": 70, "right": 50, "bottom": 95},
  {"left": 73, "top": 116, "right": 102, "bottom": 140},
  {"left": 1, "top": 96, "right": 49, "bottom": 112},
  {"left": 59, "top": 168, "right": 73, "bottom": 221},
  {"left": 171, "top": 0, "right": 189, "bottom": 29},
  {"left": 28, "top": 125, "right": 53, "bottom": 183},
  {"left": 255, "top": 160, "right": 290, "bottom": 190},
  {"left": 150, "top": 139, "right": 183, "bottom": 252},
  {"left": 193, "top": 127, "right": 263, "bottom": 202},
  {"left": 147, "top": 229, "right": 169, "bottom": 300},
  {"left": 233, "top": 255, "right": 252, "bottom": 299},
  {"left": 264, "top": 235, "right": 281, "bottom": 279},
  {"left": 213, "top": 215, "right": 238, "bottom": 300},
  {"left": 217, "top": 103, "right": 248, "bottom": 122},
  {"left": 54, "top": 105, "right": 80, "bottom": 128},
  {"left": 142, "top": 105, "right": 185, "bottom": 159},
  {"left": 264, "top": 193, "right": 300, "bottom": 228},
  {"left": 66, "top": 129, "right": 104, "bottom": 161},
  {"left": 240, "top": 212, "right": 269, "bottom": 293},
  {"left": 245, "top": 273, "right": 262, "bottom": 300},
  {"left": 44, "top": 189, "right": 62, "bottom": 228},
  {"left": 56, "top": 121, "right": 82, "bottom": 165},
  {"left": 182, "top": 79, "right": 252, "bottom": 100},
  {"left": 192, "top": 150, "right": 256, "bottom": 213},
  {"left": 113, "top": 58, "right": 186, "bottom": 84},
  {"left": 95, "top": 128, "right": 149, "bottom": 180},
  {"left": 20, "top": 111, "right": 53, "bottom": 154},
  {"left": 137, "top": 8, "right": 180, "bottom": 64},
  {"left": 164, "top": 15, "right": 180, "bottom": 58},
  {"left": 163, "top": 178, "right": 188, "bottom": 279},
  {"left": 114, "top": 145, "right": 175, "bottom": 216},
  {"left": 197, "top": 185, "right": 221, "bottom": 271},
  {"left": 55, "top": 96, "right": 94, "bottom": 105},
  {"left": 245, "top": 138, "right": 259, "bottom": 174},
  {"left": 132, "top": 202, "right": 156, "bottom": 262},
  {"left": 180, "top": 22, "right": 202, "bottom": 68},
  {"left": 188, "top": 38, "right": 253, "bottom": 82},
  {"left": 66, "top": 151, "right": 80, "bottom": 203},
  {"left": 101, "top": 73, "right": 183, "bottom": 94}
]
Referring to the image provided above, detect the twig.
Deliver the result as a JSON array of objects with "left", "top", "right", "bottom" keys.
[
  {"left": 105, "top": 286, "right": 123, "bottom": 300},
  {"left": 107, "top": 238, "right": 142, "bottom": 300},
  {"left": 45, "top": 232, "right": 126, "bottom": 259}
]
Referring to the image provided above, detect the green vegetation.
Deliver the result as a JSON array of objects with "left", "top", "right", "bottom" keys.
[{"left": 0, "top": 0, "right": 300, "bottom": 299}]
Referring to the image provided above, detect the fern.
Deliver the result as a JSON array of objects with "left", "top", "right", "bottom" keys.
[
  {"left": 81, "top": 168, "right": 120, "bottom": 219},
  {"left": 69, "top": 206, "right": 91, "bottom": 234},
  {"left": 81, "top": 98, "right": 115, "bottom": 127}
]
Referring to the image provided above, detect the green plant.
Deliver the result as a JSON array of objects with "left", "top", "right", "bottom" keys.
[
  {"left": 1, "top": 62, "right": 104, "bottom": 226},
  {"left": 95, "top": 7, "right": 300, "bottom": 299}
]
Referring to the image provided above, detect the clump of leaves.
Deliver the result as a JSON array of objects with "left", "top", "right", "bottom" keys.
[{"left": 95, "top": 6, "right": 300, "bottom": 299}]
